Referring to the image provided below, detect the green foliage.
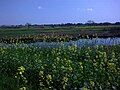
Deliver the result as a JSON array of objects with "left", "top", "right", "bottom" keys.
[
  {"left": 0, "top": 25, "right": 120, "bottom": 43},
  {"left": 0, "top": 45, "right": 120, "bottom": 89}
]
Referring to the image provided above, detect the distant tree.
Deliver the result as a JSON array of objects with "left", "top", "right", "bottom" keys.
[
  {"left": 102, "top": 22, "right": 112, "bottom": 25},
  {"left": 115, "top": 22, "right": 120, "bottom": 25},
  {"left": 65, "top": 23, "right": 73, "bottom": 26},
  {"left": 25, "top": 23, "right": 31, "bottom": 29},
  {"left": 0, "top": 25, "right": 6, "bottom": 28},
  {"left": 85, "top": 20, "right": 95, "bottom": 25},
  {"left": 76, "top": 23, "right": 83, "bottom": 26}
]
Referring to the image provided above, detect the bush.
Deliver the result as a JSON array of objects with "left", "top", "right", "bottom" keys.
[{"left": 0, "top": 45, "right": 120, "bottom": 90}]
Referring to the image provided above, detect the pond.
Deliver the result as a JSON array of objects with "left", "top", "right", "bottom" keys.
[
  {"left": 30, "top": 37, "right": 120, "bottom": 48},
  {"left": 0, "top": 37, "right": 120, "bottom": 48}
]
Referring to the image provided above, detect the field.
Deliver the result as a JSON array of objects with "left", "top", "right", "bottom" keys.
[
  {"left": 0, "top": 44, "right": 120, "bottom": 90},
  {"left": 0, "top": 25, "right": 120, "bottom": 43},
  {"left": 0, "top": 25, "right": 120, "bottom": 90}
]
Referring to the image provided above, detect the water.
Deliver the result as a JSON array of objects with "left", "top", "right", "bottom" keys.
[
  {"left": 30, "top": 37, "right": 120, "bottom": 48},
  {"left": 0, "top": 38, "right": 120, "bottom": 48}
]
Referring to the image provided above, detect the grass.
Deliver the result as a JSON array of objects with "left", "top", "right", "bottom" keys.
[
  {"left": 0, "top": 25, "right": 120, "bottom": 38},
  {"left": 0, "top": 44, "right": 120, "bottom": 90},
  {"left": 0, "top": 25, "right": 120, "bottom": 43}
]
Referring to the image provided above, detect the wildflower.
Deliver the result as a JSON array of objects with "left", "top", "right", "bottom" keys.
[
  {"left": 46, "top": 74, "right": 52, "bottom": 80},
  {"left": 19, "top": 87, "right": 27, "bottom": 90},
  {"left": 63, "top": 77, "right": 68, "bottom": 83},
  {"left": 18, "top": 66, "right": 25, "bottom": 74}
]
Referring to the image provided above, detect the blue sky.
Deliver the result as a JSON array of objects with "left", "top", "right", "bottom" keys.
[{"left": 0, "top": 0, "right": 120, "bottom": 25}]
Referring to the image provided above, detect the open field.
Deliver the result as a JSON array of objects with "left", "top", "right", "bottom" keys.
[
  {"left": 0, "top": 25, "right": 120, "bottom": 43},
  {"left": 0, "top": 0, "right": 120, "bottom": 90},
  {"left": 0, "top": 25, "right": 120, "bottom": 89},
  {"left": 0, "top": 45, "right": 120, "bottom": 89}
]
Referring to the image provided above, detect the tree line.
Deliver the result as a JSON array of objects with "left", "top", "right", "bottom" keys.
[{"left": 0, "top": 21, "right": 120, "bottom": 29}]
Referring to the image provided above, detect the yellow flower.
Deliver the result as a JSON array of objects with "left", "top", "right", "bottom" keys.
[
  {"left": 63, "top": 77, "right": 68, "bottom": 83},
  {"left": 19, "top": 87, "right": 27, "bottom": 90},
  {"left": 18, "top": 66, "right": 25, "bottom": 74},
  {"left": 46, "top": 74, "right": 52, "bottom": 80}
]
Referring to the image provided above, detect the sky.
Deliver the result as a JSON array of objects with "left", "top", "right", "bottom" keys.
[{"left": 0, "top": 0, "right": 120, "bottom": 25}]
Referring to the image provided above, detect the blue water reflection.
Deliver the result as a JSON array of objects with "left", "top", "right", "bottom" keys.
[
  {"left": 30, "top": 38, "right": 120, "bottom": 48},
  {"left": 0, "top": 38, "right": 120, "bottom": 48}
]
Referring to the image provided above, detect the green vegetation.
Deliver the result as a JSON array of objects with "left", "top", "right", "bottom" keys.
[
  {"left": 0, "top": 25, "right": 120, "bottom": 37},
  {"left": 0, "top": 24, "right": 120, "bottom": 89},
  {"left": 0, "top": 45, "right": 120, "bottom": 89},
  {"left": 0, "top": 25, "right": 120, "bottom": 43}
]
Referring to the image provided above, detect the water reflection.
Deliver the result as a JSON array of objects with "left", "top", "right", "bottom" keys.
[
  {"left": 30, "top": 38, "right": 120, "bottom": 48},
  {"left": 0, "top": 38, "right": 120, "bottom": 48}
]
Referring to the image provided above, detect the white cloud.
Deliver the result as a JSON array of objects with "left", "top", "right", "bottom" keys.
[
  {"left": 87, "top": 8, "right": 93, "bottom": 11},
  {"left": 38, "top": 6, "right": 42, "bottom": 10}
]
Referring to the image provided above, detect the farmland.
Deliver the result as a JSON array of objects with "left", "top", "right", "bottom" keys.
[
  {"left": 0, "top": 0, "right": 120, "bottom": 89},
  {"left": 0, "top": 25, "right": 120, "bottom": 43},
  {"left": 0, "top": 45, "right": 120, "bottom": 89},
  {"left": 0, "top": 25, "right": 120, "bottom": 90}
]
